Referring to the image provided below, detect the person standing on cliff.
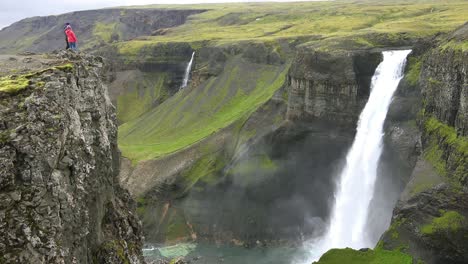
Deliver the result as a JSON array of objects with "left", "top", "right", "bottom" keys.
[
  {"left": 64, "top": 23, "right": 70, "bottom": 49},
  {"left": 64, "top": 24, "right": 78, "bottom": 51}
]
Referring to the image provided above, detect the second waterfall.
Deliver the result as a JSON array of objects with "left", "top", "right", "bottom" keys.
[
  {"left": 304, "top": 50, "right": 411, "bottom": 262},
  {"left": 180, "top": 51, "right": 195, "bottom": 90}
]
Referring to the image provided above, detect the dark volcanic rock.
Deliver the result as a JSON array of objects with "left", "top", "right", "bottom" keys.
[
  {"left": 378, "top": 23, "right": 468, "bottom": 264},
  {"left": 0, "top": 52, "right": 145, "bottom": 263},
  {"left": 380, "top": 186, "right": 468, "bottom": 264},
  {"left": 286, "top": 50, "right": 382, "bottom": 126},
  {"left": 420, "top": 43, "right": 468, "bottom": 137}
]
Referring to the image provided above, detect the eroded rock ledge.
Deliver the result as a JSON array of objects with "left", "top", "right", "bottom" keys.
[{"left": 0, "top": 52, "right": 145, "bottom": 263}]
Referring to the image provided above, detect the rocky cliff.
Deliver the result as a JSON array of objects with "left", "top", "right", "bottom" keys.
[
  {"left": 287, "top": 50, "right": 382, "bottom": 126},
  {"left": 376, "top": 24, "right": 468, "bottom": 264},
  {"left": 0, "top": 52, "right": 145, "bottom": 263}
]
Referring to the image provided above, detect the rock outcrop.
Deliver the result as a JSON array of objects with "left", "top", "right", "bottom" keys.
[
  {"left": 379, "top": 23, "right": 468, "bottom": 264},
  {"left": 286, "top": 50, "right": 382, "bottom": 125},
  {"left": 0, "top": 52, "right": 145, "bottom": 263}
]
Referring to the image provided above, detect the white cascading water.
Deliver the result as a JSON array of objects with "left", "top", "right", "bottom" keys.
[
  {"left": 180, "top": 51, "right": 195, "bottom": 90},
  {"left": 300, "top": 50, "right": 411, "bottom": 263}
]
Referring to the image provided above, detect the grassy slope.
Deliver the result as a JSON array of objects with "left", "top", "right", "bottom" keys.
[
  {"left": 116, "top": 72, "right": 169, "bottom": 123},
  {"left": 117, "top": 0, "right": 468, "bottom": 162},
  {"left": 117, "top": 0, "right": 468, "bottom": 54},
  {"left": 314, "top": 248, "right": 412, "bottom": 264},
  {"left": 119, "top": 57, "right": 289, "bottom": 162}
]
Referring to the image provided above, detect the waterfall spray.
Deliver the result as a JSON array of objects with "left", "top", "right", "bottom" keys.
[
  {"left": 180, "top": 52, "right": 195, "bottom": 90},
  {"left": 300, "top": 50, "right": 411, "bottom": 262}
]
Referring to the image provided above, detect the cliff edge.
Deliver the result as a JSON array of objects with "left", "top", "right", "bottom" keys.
[{"left": 0, "top": 52, "right": 145, "bottom": 263}]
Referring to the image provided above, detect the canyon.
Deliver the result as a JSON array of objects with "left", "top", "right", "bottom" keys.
[{"left": 0, "top": 1, "right": 467, "bottom": 263}]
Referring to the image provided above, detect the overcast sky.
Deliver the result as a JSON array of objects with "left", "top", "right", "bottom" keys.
[{"left": 0, "top": 0, "right": 317, "bottom": 30}]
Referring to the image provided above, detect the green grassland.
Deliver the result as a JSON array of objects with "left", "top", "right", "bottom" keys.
[
  {"left": 119, "top": 57, "right": 289, "bottom": 162},
  {"left": 116, "top": 0, "right": 468, "bottom": 54}
]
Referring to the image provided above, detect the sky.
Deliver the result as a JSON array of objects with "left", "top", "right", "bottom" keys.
[{"left": 0, "top": 0, "right": 317, "bottom": 30}]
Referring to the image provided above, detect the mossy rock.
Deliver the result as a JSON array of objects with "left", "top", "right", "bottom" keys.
[
  {"left": 420, "top": 210, "right": 465, "bottom": 235},
  {"left": 313, "top": 248, "right": 412, "bottom": 264},
  {"left": 94, "top": 240, "right": 132, "bottom": 264},
  {"left": 0, "top": 75, "right": 30, "bottom": 93}
]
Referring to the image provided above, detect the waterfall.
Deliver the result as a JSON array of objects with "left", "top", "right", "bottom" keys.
[
  {"left": 300, "top": 50, "right": 411, "bottom": 262},
  {"left": 180, "top": 51, "right": 195, "bottom": 90}
]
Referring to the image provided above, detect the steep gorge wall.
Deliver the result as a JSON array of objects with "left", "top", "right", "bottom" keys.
[
  {"left": 378, "top": 25, "right": 468, "bottom": 264},
  {"left": 106, "top": 42, "right": 194, "bottom": 124},
  {"left": 286, "top": 50, "right": 382, "bottom": 126},
  {"left": 0, "top": 53, "right": 144, "bottom": 263},
  {"left": 122, "top": 45, "right": 417, "bottom": 247},
  {"left": 118, "top": 42, "right": 291, "bottom": 244}
]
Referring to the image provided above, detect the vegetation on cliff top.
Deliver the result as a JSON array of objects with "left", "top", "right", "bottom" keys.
[
  {"left": 117, "top": 0, "right": 468, "bottom": 54},
  {"left": 0, "top": 75, "right": 30, "bottom": 93},
  {"left": 0, "top": 63, "right": 74, "bottom": 93}
]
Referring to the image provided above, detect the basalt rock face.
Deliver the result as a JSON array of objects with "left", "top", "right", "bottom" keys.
[
  {"left": 0, "top": 52, "right": 145, "bottom": 263},
  {"left": 286, "top": 50, "right": 382, "bottom": 126},
  {"left": 421, "top": 35, "right": 468, "bottom": 138},
  {"left": 379, "top": 25, "right": 468, "bottom": 264}
]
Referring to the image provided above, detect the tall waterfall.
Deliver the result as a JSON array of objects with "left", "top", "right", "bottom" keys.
[
  {"left": 301, "top": 50, "right": 411, "bottom": 262},
  {"left": 180, "top": 51, "right": 195, "bottom": 90}
]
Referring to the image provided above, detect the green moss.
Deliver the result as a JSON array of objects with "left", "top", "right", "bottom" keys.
[
  {"left": 423, "top": 117, "right": 467, "bottom": 185},
  {"left": 387, "top": 217, "right": 406, "bottom": 241},
  {"left": 420, "top": 210, "right": 465, "bottom": 235},
  {"left": 281, "top": 88, "right": 289, "bottom": 101},
  {"left": 99, "top": 240, "right": 131, "bottom": 264},
  {"left": 314, "top": 248, "right": 412, "bottom": 264},
  {"left": 405, "top": 57, "right": 422, "bottom": 86},
  {"left": 0, "top": 75, "right": 30, "bottom": 93},
  {"left": 231, "top": 154, "right": 277, "bottom": 175},
  {"left": 0, "top": 62, "right": 76, "bottom": 93},
  {"left": 0, "top": 131, "right": 9, "bottom": 143},
  {"left": 440, "top": 40, "right": 468, "bottom": 52},
  {"left": 54, "top": 63, "right": 74, "bottom": 71},
  {"left": 136, "top": 197, "right": 147, "bottom": 216},
  {"left": 180, "top": 148, "right": 227, "bottom": 191}
]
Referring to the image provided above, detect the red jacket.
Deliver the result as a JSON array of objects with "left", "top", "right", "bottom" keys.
[{"left": 65, "top": 28, "right": 77, "bottom": 43}]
